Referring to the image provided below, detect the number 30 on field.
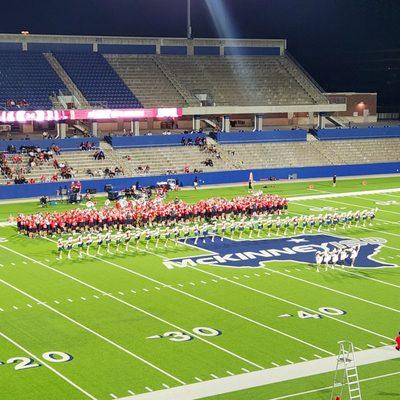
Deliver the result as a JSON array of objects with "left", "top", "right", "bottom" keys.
[
  {"left": 297, "top": 307, "right": 346, "bottom": 320},
  {"left": 148, "top": 327, "right": 221, "bottom": 342}
]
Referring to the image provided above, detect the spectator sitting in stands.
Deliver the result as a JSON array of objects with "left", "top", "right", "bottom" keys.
[
  {"left": 51, "top": 144, "right": 61, "bottom": 155},
  {"left": 114, "top": 166, "right": 123, "bottom": 176}
]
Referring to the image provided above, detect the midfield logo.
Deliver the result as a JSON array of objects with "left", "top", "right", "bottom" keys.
[{"left": 164, "top": 234, "right": 393, "bottom": 269}]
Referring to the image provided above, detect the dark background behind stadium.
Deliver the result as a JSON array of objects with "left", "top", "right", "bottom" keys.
[{"left": 3, "top": 0, "right": 399, "bottom": 113}]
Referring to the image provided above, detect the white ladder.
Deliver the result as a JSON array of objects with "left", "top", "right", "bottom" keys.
[{"left": 331, "top": 341, "right": 362, "bottom": 400}]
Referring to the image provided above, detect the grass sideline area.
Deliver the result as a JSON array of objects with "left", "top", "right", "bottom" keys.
[{"left": 0, "top": 176, "right": 399, "bottom": 399}]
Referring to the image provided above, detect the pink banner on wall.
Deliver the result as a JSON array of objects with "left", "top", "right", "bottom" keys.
[{"left": 0, "top": 108, "right": 182, "bottom": 123}]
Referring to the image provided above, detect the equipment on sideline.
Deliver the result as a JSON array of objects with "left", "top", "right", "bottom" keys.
[{"left": 330, "top": 341, "right": 362, "bottom": 400}]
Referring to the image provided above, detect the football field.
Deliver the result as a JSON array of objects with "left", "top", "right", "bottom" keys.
[{"left": 0, "top": 176, "right": 399, "bottom": 400}]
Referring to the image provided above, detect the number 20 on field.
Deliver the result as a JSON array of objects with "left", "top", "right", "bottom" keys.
[{"left": 0, "top": 351, "right": 72, "bottom": 371}]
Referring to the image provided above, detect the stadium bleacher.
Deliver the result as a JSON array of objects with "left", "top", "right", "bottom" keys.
[
  {"left": 54, "top": 52, "right": 142, "bottom": 109},
  {"left": 0, "top": 51, "right": 66, "bottom": 110},
  {"left": 313, "top": 126, "right": 400, "bottom": 140}
]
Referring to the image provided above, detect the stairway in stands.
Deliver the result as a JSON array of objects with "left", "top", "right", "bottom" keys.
[{"left": 44, "top": 53, "right": 90, "bottom": 108}]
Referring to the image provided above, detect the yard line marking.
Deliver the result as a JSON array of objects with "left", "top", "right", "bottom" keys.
[
  {"left": 27, "top": 304, "right": 32, "bottom": 308},
  {"left": 143, "top": 288, "right": 149, "bottom": 292},
  {"left": 162, "top": 384, "right": 169, "bottom": 389},
  {"left": 233, "top": 276, "right": 240, "bottom": 280},
  {"left": 110, "top": 395, "right": 117, "bottom": 399},
  {"left": 93, "top": 246, "right": 337, "bottom": 356},
  {"left": 200, "top": 281, "right": 207, "bottom": 284},
  {"left": 177, "top": 284, "right": 184, "bottom": 287},
  {"left": 194, "top": 377, "right": 203, "bottom": 382},
  {"left": 367, "top": 344, "right": 376, "bottom": 348},
  {"left": 155, "top": 287, "right": 161, "bottom": 290},
  {"left": 0, "top": 331, "right": 98, "bottom": 400},
  {"left": 243, "top": 275, "right": 250, "bottom": 278},
  {"left": 290, "top": 199, "right": 400, "bottom": 227},
  {"left": 354, "top": 346, "right": 362, "bottom": 351},
  {"left": 12, "top": 306, "right": 18, "bottom": 310},
  {"left": 241, "top": 368, "right": 250, "bottom": 373},
  {"left": 284, "top": 270, "right": 291, "bottom": 273},
  {"left": 0, "top": 277, "right": 185, "bottom": 385},
  {"left": 0, "top": 308, "right": 3, "bottom": 312},
  {"left": 128, "top": 391, "right": 135, "bottom": 395},
  {"left": 22, "top": 261, "right": 27, "bottom": 265},
  {"left": 254, "top": 273, "right": 260, "bottom": 277},
  {"left": 54, "top": 300, "right": 60, "bottom": 304},
  {"left": 145, "top": 387, "right": 153, "bottom": 392},
  {"left": 380, "top": 341, "right": 389, "bottom": 346},
  {"left": 80, "top": 297, "right": 86, "bottom": 301},
  {"left": 11, "top": 262, "right": 15, "bottom": 266},
  {"left": 210, "top": 374, "right": 219, "bottom": 379},
  {"left": 314, "top": 354, "right": 322, "bottom": 359},
  {"left": 262, "top": 267, "right": 400, "bottom": 314},
  {"left": 118, "top": 292, "right": 125, "bottom": 295},
  {"left": 271, "top": 362, "right": 280, "bottom": 367},
  {"left": 93, "top": 295, "right": 100, "bottom": 299},
  {"left": 226, "top": 371, "right": 234, "bottom": 376},
  {"left": 4, "top": 244, "right": 263, "bottom": 371},
  {"left": 189, "top": 282, "right": 195, "bottom": 286},
  {"left": 285, "top": 360, "right": 294, "bottom": 364},
  {"left": 130, "top": 289, "right": 136, "bottom": 293},
  {"left": 0, "top": 263, "right": 3, "bottom": 267},
  {"left": 300, "top": 357, "right": 308, "bottom": 362},
  {"left": 190, "top": 266, "right": 393, "bottom": 341},
  {"left": 67, "top": 298, "right": 73, "bottom": 302},
  {"left": 212, "top": 279, "right": 219, "bottom": 283}
]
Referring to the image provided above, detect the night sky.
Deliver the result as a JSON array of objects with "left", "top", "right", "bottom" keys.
[{"left": 2, "top": 0, "right": 400, "bottom": 111}]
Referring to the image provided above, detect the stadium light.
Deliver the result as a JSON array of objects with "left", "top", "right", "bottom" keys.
[{"left": 187, "top": 0, "right": 192, "bottom": 39}]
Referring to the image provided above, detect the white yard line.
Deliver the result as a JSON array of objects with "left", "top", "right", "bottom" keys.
[
  {"left": 0, "top": 331, "right": 98, "bottom": 400},
  {"left": 0, "top": 276, "right": 185, "bottom": 385},
  {"left": 38, "top": 240, "right": 334, "bottom": 357},
  {"left": 287, "top": 187, "right": 400, "bottom": 202},
  {"left": 1, "top": 243, "right": 263, "bottom": 371},
  {"left": 261, "top": 267, "right": 400, "bottom": 314},
  {"left": 118, "top": 346, "right": 400, "bottom": 400},
  {"left": 299, "top": 196, "right": 400, "bottom": 220},
  {"left": 189, "top": 266, "right": 393, "bottom": 341}
]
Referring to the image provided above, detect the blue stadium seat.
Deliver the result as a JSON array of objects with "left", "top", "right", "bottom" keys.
[
  {"left": 54, "top": 53, "right": 143, "bottom": 109},
  {"left": 0, "top": 51, "right": 66, "bottom": 110}
]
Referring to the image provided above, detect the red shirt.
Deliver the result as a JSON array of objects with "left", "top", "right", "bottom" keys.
[{"left": 396, "top": 336, "right": 400, "bottom": 346}]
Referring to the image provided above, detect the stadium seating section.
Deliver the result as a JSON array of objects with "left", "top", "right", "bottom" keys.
[
  {"left": 0, "top": 52, "right": 66, "bottom": 110},
  {"left": 2, "top": 133, "right": 399, "bottom": 184},
  {"left": 54, "top": 53, "right": 142, "bottom": 109},
  {"left": 0, "top": 49, "right": 328, "bottom": 109}
]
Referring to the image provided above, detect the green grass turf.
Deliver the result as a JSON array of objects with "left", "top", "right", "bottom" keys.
[{"left": 0, "top": 176, "right": 399, "bottom": 399}]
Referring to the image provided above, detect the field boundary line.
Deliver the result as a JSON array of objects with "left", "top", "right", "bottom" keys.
[
  {"left": 0, "top": 331, "right": 98, "bottom": 400},
  {"left": 119, "top": 346, "right": 400, "bottom": 400},
  {"left": 1, "top": 242, "right": 263, "bottom": 371},
  {"left": 260, "top": 267, "right": 400, "bottom": 314}
]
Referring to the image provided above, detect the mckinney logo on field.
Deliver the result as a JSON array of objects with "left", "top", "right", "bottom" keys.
[{"left": 164, "top": 234, "right": 393, "bottom": 269}]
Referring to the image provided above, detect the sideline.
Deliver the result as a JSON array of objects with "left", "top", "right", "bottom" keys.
[{"left": 120, "top": 346, "right": 400, "bottom": 400}]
